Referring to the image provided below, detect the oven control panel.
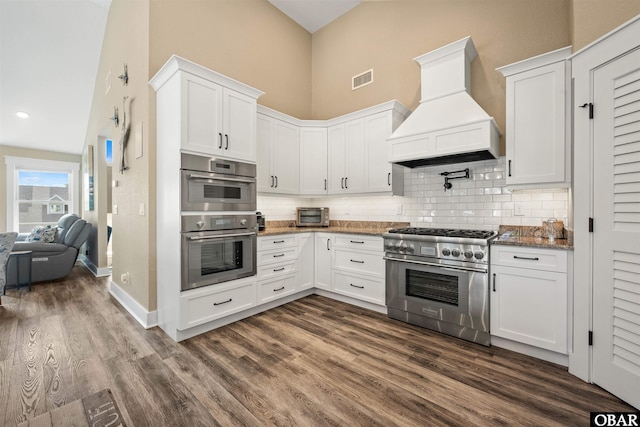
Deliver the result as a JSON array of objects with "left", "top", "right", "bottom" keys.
[{"left": 384, "top": 239, "right": 489, "bottom": 264}]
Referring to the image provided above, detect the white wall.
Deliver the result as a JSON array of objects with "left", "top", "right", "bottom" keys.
[{"left": 257, "top": 157, "right": 569, "bottom": 231}]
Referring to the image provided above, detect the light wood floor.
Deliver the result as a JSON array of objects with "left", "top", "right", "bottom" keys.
[{"left": 0, "top": 265, "right": 634, "bottom": 426}]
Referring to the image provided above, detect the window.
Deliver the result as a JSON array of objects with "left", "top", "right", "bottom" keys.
[{"left": 5, "top": 157, "right": 79, "bottom": 233}]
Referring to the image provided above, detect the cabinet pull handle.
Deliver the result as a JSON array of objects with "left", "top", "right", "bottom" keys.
[
  {"left": 508, "top": 160, "right": 512, "bottom": 177},
  {"left": 273, "top": 286, "right": 285, "bottom": 292},
  {"left": 324, "top": 179, "right": 327, "bottom": 191},
  {"left": 214, "top": 298, "right": 232, "bottom": 306},
  {"left": 388, "top": 172, "right": 391, "bottom": 186},
  {"left": 341, "top": 177, "right": 344, "bottom": 189},
  {"left": 273, "top": 267, "right": 285, "bottom": 272},
  {"left": 275, "top": 176, "right": 278, "bottom": 188},
  {"left": 225, "top": 134, "right": 229, "bottom": 149},
  {"left": 218, "top": 133, "right": 223, "bottom": 149},
  {"left": 270, "top": 176, "right": 274, "bottom": 187},
  {"left": 492, "top": 274, "right": 496, "bottom": 292},
  {"left": 350, "top": 283, "right": 364, "bottom": 289},
  {"left": 273, "top": 253, "right": 285, "bottom": 258},
  {"left": 345, "top": 177, "right": 348, "bottom": 189},
  {"left": 350, "top": 259, "right": 365, "bottom": 264},
  {"left": 350, "top": 240, "right": 365, "bottom": 244},
  {"left": 273, "top": 240, "right": 285, "bottom": 243},
  {"left": 326, "top": 239, "right": 330, "bottom": 251},
  {"left": 513, "top": 255, "right": 539, "bottom": 261}
]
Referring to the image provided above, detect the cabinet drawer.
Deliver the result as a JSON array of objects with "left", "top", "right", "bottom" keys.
[
  {"left": 258, "top": 235, "right": 297, "bottom": 250},
  {"left": 179, "top": 280, "right": 256, "bottom": 330},
  {"left": 333, "top": 235, "right": 382, "bottom": 252},
  {"left": 257, "top": 261, "right": 297, "bottom": 281},
  {"left": 334, "top": 248, "right": 384, "bottom": 277},
  {"left": 257, "top": 247, "right": 297, "bottom": 266},
  {"left": 491, "top": 246, "right": 567, "bottom": 273},
  {"left": 258, "top": 275, "right": 298, "bottom": 303},
  {"left": 332, "top": 271, "right": 384, "bottom": 305}
]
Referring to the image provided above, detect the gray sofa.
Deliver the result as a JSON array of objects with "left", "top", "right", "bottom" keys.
[{"left": 6, "top": 214, "right": 91, "bottom": 286}]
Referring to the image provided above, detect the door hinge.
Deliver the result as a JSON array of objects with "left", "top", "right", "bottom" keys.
[
  {"left": 589, "top": 330, "right": 593, "bottom": 346},
  {"left": 589, "top": 217, "right": 594, "bottom": 233},
  {"left": 579, "top": 102, "right": 594, "bottom": 119}
]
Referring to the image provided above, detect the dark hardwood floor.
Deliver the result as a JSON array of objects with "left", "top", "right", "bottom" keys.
[{"left": 0, "top": 265, "right": 635, "bottom": 426}]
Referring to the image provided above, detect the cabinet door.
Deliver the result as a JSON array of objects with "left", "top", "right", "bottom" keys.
[
  {"left": 327, "top": 124, "right": 346, "bottom": 194},
  {"left": 344, "top": 119, "right": 366, "bottom": 193},
  {"left": 182, "top": 75, "right": 223, "bottom": 155},
  {"left": 256, "top": 114, "right": 273, "bottom": 193},
  {"left": 506, "top": 61, "right": 566, "bottom": 185},
  {"left": 297, "top": 233, "right": 314, "bottom": 290},
  {"left": 491, "top": 265, "right": 567, "bottom": 353},
  {"left": 365, "top": 111, "right": 394, "bottom": 192},
  {"left": 222, "top": 88, "right": 257, "bottom": 162},
  {"left": 271, "top": 120, "right": 300, "bottom": 194},
  {"left": 314, "top": 233, "right": 332, "bottom": 290},
  {"left": 300, "top": 127, "right": 328, "bottom": 195}
]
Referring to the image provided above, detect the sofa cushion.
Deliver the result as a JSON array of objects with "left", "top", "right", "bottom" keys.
[{"left": 26, "top": 225, "right": 58, "bottom": 243}]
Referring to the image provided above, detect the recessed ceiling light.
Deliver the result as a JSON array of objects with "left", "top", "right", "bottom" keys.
[{"left": 16, "top": 111, "right": 30, "bottom": 119}]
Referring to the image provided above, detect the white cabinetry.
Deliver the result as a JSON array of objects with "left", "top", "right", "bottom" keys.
[
  {"left": 328, "top": 120, "right": 366, "bottom": 194},
  {"left": 257, "top": 235, "right": 299, "bottom": 303},
  {"left": 490, "top": 245, "right": 568, "bottom": 354},
  {"left": 150, "top": 55, "right": 263, "bottom": 342},
  {"left": 300, "top": 127, "right": 328, "bottom": 194},
  {"left": 497, "top": 47, "right": 572, "bottom": 187},
  {"left": 257, "top": 108, "right": 300, "bottom": 194},
  {"left": 331, "top": 234, "right": 385, "bottom": 305},
  {"left": 297, "top": 233, "right": 314, "bottom": 291},
  {"left": 365, "top": 110, "right": 406, "bottom": 195},
  {"left": 314, "top": 233, "right": 333, "bottom": 290}
]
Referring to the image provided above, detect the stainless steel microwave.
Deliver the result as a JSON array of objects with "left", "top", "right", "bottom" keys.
[{"left": 296, "top": 207, "right": 329, "bottom": 227}]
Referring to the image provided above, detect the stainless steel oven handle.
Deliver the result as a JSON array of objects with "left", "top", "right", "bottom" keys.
[
  {"left": 189, "top": 232, "right": 256, "bottom": 241},
  {"left": 383, "top": 256, "right": 487, "bottom": 274},
  {"left": 187, "top": 173, "right": 256, "bottom": 184}
]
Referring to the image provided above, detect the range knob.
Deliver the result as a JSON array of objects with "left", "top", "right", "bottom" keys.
[
  {"left": 441, "top": 248, "right": 451, "bottom": 256},
  {"left": 474, "top": 251, "right": 485, "bottom": 260},
  {"left": 451, "top": 249, "right": 461, "bottom": 257},
  {"left": 240, "top": 219, "right": 247, "bottom": 226},
  {"left": 464, "top": 250, "right": 474, "bottom": 259},
  {"left": 406, "top": 244, "right": 415, "bottom": 254},
  {"left": 196, "top": 221, "right": 205, "bottom": 229}
]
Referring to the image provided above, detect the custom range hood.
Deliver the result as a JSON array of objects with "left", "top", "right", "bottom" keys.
[{"left": 388, "top": 36, "right": 501, "bottom": 168}]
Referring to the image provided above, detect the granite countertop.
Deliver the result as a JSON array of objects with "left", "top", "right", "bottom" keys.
[
  {"left": 493, "top": 225, "right": 574, "bottom": 250},
  {"left": 258, "top": 220, "right": 410, "bottom": 237}
]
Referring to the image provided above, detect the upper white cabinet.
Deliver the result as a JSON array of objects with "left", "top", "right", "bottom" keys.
[
  {"left": 497, "top": 47, "right": 572, "bottom": 187},
  {"left": 150, "top": 55, "right": 263, "bottom": 163},
  {"left": 299, "top": 127, "right": 328, "bottom": 195},
  {"left": 257, "top": 109, "right": 300, "bottom": 194},
  {"left": 365, "top": 110, "right": 406, "bottom": 195},
  {"left": 328, "top": 119, "right": 366, "bottom": 194}
]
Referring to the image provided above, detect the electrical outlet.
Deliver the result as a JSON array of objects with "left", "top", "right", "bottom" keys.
[
  {"left": 120, "top": 272, "right": 130, "bottom": 284},
  {"left": 113, "top": 204, "right": 118, "bottom": 215},
  {"left": 514, "top": 203, "right": 525, "bottom": 216},
  {"left": 139, "top": 203, "right": 145, "bottom": 216},
  {"left": 396, "top": 204, "right": 404, "bottom": 215}
]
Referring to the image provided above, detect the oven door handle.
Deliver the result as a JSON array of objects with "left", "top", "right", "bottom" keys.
[
  {"left": 187, "top": 173, "right": 256, "bottom": 184},
  {"left": 189, "top": 232, "right": 256, "bottom": 241},
  {"left": 383, "top": 256, "right": 487, "bottom": 274}
]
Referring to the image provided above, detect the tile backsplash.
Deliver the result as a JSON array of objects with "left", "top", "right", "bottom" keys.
[{"left": 257, "top": 157, "right": 569, "bottom": 231}]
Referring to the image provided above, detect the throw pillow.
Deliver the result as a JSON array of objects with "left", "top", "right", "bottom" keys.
[{"left": 26, "top": 225, "right": 58, "bottom": 243}]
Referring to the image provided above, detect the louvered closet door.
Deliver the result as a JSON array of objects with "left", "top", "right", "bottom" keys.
[{"left": 593, "top": 47, "right": 640, "bottom": 409}]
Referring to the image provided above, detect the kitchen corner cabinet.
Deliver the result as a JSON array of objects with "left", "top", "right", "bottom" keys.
[
  {"left": 150, "top": 58, "right": 262, "bottom": 162},
  {"left": 314, "top": 233, "right": 333, "bottom": 290},
  {"left": 490, "top": 245, "right": 568, "bottom": 353},
  {"left": 364, "top": 110, "right": 407, "bottom": 195},
  {"left": 257, "top": 111, "right": 300, "bottom": 194},
  {"left": 497, "top": 47, "right": 572, "bottom": 187},
  {"left": 300, "top": 127, "right": 328, "bottom": 194},
  {"left": 297, "top": 233, "right": 314, "bottom": 290}
]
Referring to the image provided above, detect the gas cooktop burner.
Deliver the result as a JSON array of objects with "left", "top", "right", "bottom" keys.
[{"left": 387, "top": 227, "right": 496, "bottom": 240}]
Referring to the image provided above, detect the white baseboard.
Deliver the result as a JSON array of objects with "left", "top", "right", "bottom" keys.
[
  {"left": 491, "top": 336, "right": 569, "bottom": 366},
  {"left": 109, "top": 280, "right": 158, "bottom": 329},
  {"left": 78, "top": 255, "right": 112, "bottom": 277},
  {"left": 313, "top": 289, "right": 387, "bottom": 314}
]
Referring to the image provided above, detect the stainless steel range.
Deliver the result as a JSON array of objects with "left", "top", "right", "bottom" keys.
[{"left": 383, "top": 228, "right": 497, "bottom": 346}]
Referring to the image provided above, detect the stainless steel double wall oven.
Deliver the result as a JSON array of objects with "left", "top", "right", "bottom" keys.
[{"left": 180, "top": 153, "right": 257, "bottom": 291}]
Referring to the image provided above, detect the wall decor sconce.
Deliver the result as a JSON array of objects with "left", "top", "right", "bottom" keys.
[
  {"left": 118, "top": 63, "right": 128, "bottom": 85},
  {"left": 110, "top": 106, "right": 119, "bottom": 127},
  {"left": 440, "top": 168, "right": 469, "bottom": 192}
]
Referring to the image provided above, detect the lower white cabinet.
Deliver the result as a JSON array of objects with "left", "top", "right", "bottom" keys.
[
  {"left": 179, "top": 278, "right": 256, "bottom": 330},
  {"left": 297, "top": 233, "right": 314, "bottom": 291},
  {"left": 490, "top": 245, "right": 568, "bottom": 353},
  {"left": 314, "top": 233, "right": 333, "bottom": 290},
  {"left": 332, "top": 271, "right": 385, "bottom": 305},
  {"left": 257, "top": 235, "right": 299, "bottom": 304}
]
